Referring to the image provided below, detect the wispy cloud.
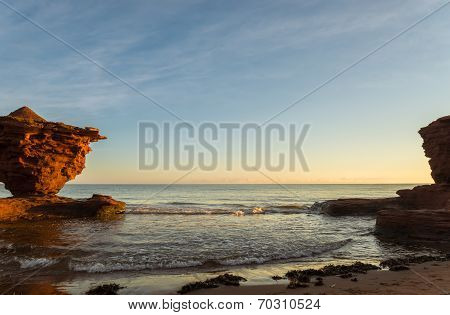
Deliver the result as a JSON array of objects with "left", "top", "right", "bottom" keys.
[{"left": 0, "top": 0, "right": 448, "bottom": 116}]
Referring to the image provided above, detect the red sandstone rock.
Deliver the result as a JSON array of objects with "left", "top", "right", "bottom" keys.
[
  {"left": 375, "top": 116, "right": 450, "bottom": 241},
  {"left": 310, "top": 198, "right": 401, "bottom": 216},
  {"left": 419, "top": 116, "right": 450, "bottom": 184},
  {"left": 0, "top": 194, "right": 126, "bottom": 221},
  {"left": 0, "top": 107, "right": 106, "bottom": 196},
  {"left": 396, "top": 184, "right": 450, "bottom": 210},
  {"left": 376, "top": 209, "right": 450, "bottom": 241}
]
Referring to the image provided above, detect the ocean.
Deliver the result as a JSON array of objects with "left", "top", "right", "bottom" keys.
[{"left": 0, "top": 184, "right": 441, "bottom": 294}]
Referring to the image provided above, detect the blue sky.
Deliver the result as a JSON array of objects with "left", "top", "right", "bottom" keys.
[{"left": 1, "top": 0, "right": 449, "bottom": 184}]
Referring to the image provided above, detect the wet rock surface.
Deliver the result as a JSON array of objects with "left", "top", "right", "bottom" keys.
[
  {"left": 375, "top": 209, "right": 450, "bottom": 241},
  {"left": 0, "top": 194, "right": 126, "bottom": 221},
  {"left": 310, "top": 198, "right": 401, "bottom": 216}
]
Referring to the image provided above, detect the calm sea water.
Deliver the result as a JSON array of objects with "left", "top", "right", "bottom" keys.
[{"left": 0, "top": 184, "right": 439, "bottom": 280}]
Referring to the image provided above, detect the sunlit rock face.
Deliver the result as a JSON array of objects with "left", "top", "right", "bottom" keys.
[
  {"left": 0, "top": 106, "right": 106, "bottom": 196},
  {"left": 419, "top": 116, "right": 450, "bottom": 184}
]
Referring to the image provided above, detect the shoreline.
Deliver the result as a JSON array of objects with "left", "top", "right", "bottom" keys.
[
  {"left": 188, "top": 260, "right": 450, "bottom": 295},
  {"left": 1, "top": 252, "right": 449, "bottom": 295}
]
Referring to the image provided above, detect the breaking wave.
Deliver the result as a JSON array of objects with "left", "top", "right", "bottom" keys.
[
  {"left": 126, "top": 203, "right": 310, "bottom": 216},
  {"left": 69, "top": 239, "right": 352, "bottom": 273},
  {"left": 15, "top": 257, "right": 58, "bottom": 269}
]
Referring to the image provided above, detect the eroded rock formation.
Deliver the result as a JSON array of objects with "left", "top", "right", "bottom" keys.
[
  {"left": 0, "top": 106, "right": 125, "bottom": 221},
  {"left": 310, "top": 115, "right": 450, "bottom": 242},
  {"left": 419, "top": 116, "right": 450, "bottom": 184},
  {"left": 0, "top": 106, "right": 106, "bottom": 196},
  {"left": 375, "top": 116, "right": 450, "bottom": 240}
]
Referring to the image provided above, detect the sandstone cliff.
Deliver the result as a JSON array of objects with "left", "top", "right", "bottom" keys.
[
  {"left": 419, "top": 116, "right": 450, "bottom": 184},
  {"left": 309, "top": 115, "right": 450, "bottom": 242}
]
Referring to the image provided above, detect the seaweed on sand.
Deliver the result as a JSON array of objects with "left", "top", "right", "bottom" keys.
[
  {"left": 86, "top": 283, "right": 125, "bottom": 295},
  {"left": 285, "top": 262, "right": 380, "bottom": 289},
  {"left": 271, "top": 275, "right": 285, "bottom": 281},
  {"left": 178, "top": 273, "right": 247, "bottom": 294},
  {"left": 389, "top": 265, "right": 410, "bottom": 271},
  {"left": 380, "top": 255, "right": 448, "bottom": 270}
]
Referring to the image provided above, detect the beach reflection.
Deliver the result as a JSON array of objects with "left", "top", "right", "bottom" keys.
[{"left": 0, "top": 219, "right": 124, "bottom": 295}]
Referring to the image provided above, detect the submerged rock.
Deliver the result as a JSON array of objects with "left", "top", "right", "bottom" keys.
[{"left": 0, "top": 106, "right": 106, "bottom": 196}]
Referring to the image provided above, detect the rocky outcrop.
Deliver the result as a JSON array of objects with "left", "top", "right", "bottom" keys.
[
  {"left": 0, "top": 106, "right": 106, "bottom": 196},
  {"left": 310, "top": 198, "right": 401, "bottom": 216},
  {"left": 310, "top": 115, "right": 450, "bottom": 242},
  {"left": 376, "top": 209, "right": 450, "bottom": 241},
  {"left": 0, "top": 194, "right": 126, "bottom": 221},
  {"left": 375, "top": 185, "right": 450, "bottom": 240},
  {"left": 0, "top": 106, "right": 125, "bottom": 221},
  {"left": 374, "top": 116, "right": 450, "bottom": 241},
  {"left": 419, "top": 116, "right": 450, "bottom": 184},
  {"left": 396, "top": 184, "right": 450, "bottom": 210},
  {"left": 311, "top": 184, "right": 450, "bottom": 217}
]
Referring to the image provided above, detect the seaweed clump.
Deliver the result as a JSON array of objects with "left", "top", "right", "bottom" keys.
[
  {"left": 380, "top": 255, "right": 448, "bottom": 270},
  {"left": 86, "top": 283, "right": 125, "bottom": 295},
  {"left": 285, "top": 262, "right": 379, "bottom": 289},
  {"left": 178, "top": 273, "right": 247, "bottom": 294},
  {"left": 271, "top": 275, "right": 285, "bottom": 281}
]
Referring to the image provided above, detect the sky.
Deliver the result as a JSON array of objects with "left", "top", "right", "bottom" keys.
[{"left": 0, "top": 0, "right": 449, "bottom": 184}]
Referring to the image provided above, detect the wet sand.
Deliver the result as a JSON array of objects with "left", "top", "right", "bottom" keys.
[
  {"left": 1, "top": 260, "right": 449, "bottom": 295},
  {"left": 189, "top": 261, "right": 450, "bottom": 295}
]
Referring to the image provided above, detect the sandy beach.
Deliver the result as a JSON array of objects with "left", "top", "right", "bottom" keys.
[{"left": 189, "top": 261, "right": 450, "bottom": 295}]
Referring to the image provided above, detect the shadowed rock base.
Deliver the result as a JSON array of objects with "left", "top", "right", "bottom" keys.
[
  {"left": 0, "top": 194, "right": 126, "bottom": 222},
  {"left": 376, "top": 209, "right": 450, "bottom": 241},
  {"left": 310, "top": 198, "right": 401, "bottom": 216}
]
